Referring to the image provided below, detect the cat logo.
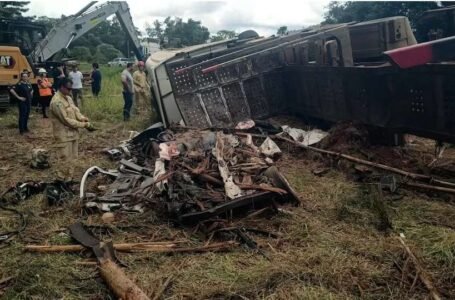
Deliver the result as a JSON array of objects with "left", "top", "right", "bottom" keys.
[{"left": 0, "top": 55, "right": 14, "bottom": 68}]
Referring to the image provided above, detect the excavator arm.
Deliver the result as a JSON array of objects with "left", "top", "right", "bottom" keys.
[{"left": 29, "top": 1, "right": 143, "bottom": 63}]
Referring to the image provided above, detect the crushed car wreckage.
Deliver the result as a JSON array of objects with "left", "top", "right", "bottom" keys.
[{"left": 80, "top": 122, "right": 314, "bottom": 225}]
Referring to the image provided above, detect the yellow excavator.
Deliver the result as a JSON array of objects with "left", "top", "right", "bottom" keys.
[
  {"left": 0, "top": 46, "right": 39, "bottom": 110},
  {"left": 0, "top": 1, "right": 143, "bottom": 110}
]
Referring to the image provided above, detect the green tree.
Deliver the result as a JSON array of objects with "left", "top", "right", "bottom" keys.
[
  {"left": 146, "top": 20, "right": 164, "bottom": 40},
  {"left": 92, "top": 43, "right": 123, "bottom": 63},
  {"left": 69, "top": 46, "right": 92, "bottom": 62},
  {"left": 0, "top": 1, "right": 31, "bottom": 19},
  {"left": 323, "top": 1, "right": 453, "bottom": 41},
  {"left": 149, "top": 17, "right": 209, "bottom": 48},
  {"left": 70, "top": 18, "right": 129, "bottom": 61},
  {"left": 210, "top": 30, "right": 236, "bottom": 42},
  {"left": 277, "top": 26, "right": 288, "bottom": 36},
  {"left": 35, "top": 16, "right": 59, "bottom": 31},
  {"left": 324, "top": 1, "right": 439, "bottom": 26}
]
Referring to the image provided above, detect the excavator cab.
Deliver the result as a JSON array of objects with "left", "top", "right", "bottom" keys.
[
  {"left": 0, "top": 18, "right": 47, "bottom": 109},
  {"left": 0, "top": 18, "right": 46, "bottom": 56}
]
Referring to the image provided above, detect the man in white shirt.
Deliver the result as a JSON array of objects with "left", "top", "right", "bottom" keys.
[{"left": 68, "top": 64, "right": 84, "bottom": 107}]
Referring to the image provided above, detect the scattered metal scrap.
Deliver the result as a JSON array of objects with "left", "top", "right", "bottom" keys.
[
  {"left": 82, "top": 117, "right": 455, "bottom": 233},
  {"left": 1, "top": 180, "right": 76, "bottom": 206},
  {"left": 0, "top": 180, "right": 76, "bottom": 243},
  {"left": 81, "top": 122, "right": 301, "bottom": 226}
]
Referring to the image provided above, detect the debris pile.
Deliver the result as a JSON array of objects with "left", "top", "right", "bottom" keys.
[
  {"left": 0, "top": 180, "right": 76, "bottom": 242},
  {"left": 81, "top": 122, "right": 303, "bottom": 225}
]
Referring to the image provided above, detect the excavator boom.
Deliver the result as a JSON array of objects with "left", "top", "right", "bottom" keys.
[{"left": 29, "top": 1, "right": 143, "bottom": 63}]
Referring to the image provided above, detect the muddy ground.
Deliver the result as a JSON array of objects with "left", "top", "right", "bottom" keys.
[{"left": 1, "top": 104, "right": 455, "bottom": 299}]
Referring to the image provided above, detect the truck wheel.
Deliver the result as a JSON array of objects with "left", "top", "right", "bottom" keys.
[{"left": 0, "top": 91, "right": 10, "bottom": 112}]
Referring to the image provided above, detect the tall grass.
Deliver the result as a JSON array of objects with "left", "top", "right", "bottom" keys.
[{"left": 79, "top": 65, "right": 124, "bottom": 122}]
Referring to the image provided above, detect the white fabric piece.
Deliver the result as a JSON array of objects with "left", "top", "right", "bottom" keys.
[
  {"left": 235, "top": 120, "right": 255, "bottom": 130},
  {"left": 245, "top": 134, "right": 259, "bottom": 153},
  {"left": 259, "top": 137, "right": 282, "bottom": 157},
  {"left": 265, "top": 157, "right": 274, "bottom": 165},
  {"left": 216, "top": 132, "right": 242, "bottom": 199},
  {"left": 153, "top": 159, "right": 167, "bottom": 192},
  {"left": 159, "top": 142, "right": 180, "bottom": 160},
  {"left": 282, "top": 125, "right": 328, "bottom": 146}
]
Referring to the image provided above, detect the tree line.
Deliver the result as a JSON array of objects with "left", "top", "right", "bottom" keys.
[{"left": 1, "top": 1, "right": 451, "bottom": 63}]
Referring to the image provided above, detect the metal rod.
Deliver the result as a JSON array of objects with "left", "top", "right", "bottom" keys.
[{"left": 65, "top": 33, "right": 77, "bottom": 49}]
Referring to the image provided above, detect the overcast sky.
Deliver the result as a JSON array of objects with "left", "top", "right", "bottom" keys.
[{"left": 25, "top": 0, "right": 331, "bottom": 36}]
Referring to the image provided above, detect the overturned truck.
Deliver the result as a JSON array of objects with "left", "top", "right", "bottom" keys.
[{"left": 146, "top": 16, "right": 455, "bottom": 144}]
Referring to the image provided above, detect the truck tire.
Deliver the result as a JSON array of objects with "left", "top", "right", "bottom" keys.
[{"left": 0, "top": 90, "right": 10, "bottom": 112}]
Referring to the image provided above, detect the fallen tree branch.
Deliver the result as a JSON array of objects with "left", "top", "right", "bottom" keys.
[
  {"left": 274, "top": 135, "right": 455, "bottom": 189},
  {"left": 403, "top": 181, "right": 455, "bottom": 194},
  {"left": 177, "top": 162, "right": 223, "bottom": 186},
  {"left": 397, "top": 235, "right": 442, "bottom": 300},
  {"left": 25, "top": 242, "right": 180, "bottom": 253},
  {"left": 98, "top": 258, "right": 150, "bottom": 300},
  {"left": 0, "top": 276, "right": 14, "bottom": 286},
  {"left": 38, "top": 207, "right": 64, "bottom": 216},
  {"left": 75, "top": 261, "right": 98, "bottom": 266},
  {"left": 152, "top": 275, "right": 173, "bottom": 300},
  {"left": 25, "top": 241, "right": 239, "bottom": 253},
  {"left": 68, "top": 222, "right": 150, "bottom": 300},
  {"left": 237, "top": 184, "right": 288, "bottom": 194}
]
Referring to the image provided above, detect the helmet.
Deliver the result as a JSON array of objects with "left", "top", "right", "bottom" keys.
[
  {"left": 30, "top": 148, "right": 50, "bottom": 169},
  {"left": 38, "top": 68, "right": 47, "bottom": 74},
  {"left": 137, "top": 61, "right": 145, "bottom": 67}
]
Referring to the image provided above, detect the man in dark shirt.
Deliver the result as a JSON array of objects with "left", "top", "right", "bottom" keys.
[
  {"left": 10, "top": 72, "right": 33, "bottom": 135},
  {"left": 91, "top": 63, "right": 102, "bottom": 97},
  {"left": 52, "top": 64, "right": 66, "bottom": 92}
]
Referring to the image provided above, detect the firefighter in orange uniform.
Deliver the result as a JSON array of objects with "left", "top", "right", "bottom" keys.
[{"left": 37, "top": 68, "right": 53, "bottom": 118}]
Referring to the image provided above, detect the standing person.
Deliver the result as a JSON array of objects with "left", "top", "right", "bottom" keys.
[
  {"left": 132, "top": 61, "right": 151, "bottom": 115},
  {"left": 37, "top": 68, "right": 53, "bottom": 118},
  {"left": 52, "top": 64, "right": 66, "bottom": 92},
  {"left": 121, "top": 62, "right": 134, "bottom": 121},
  {"left": 9, "top": 72, "right": 33, "bottom": 135},
  {"left": 68, "top": 64, "right": 84, "bottom": 107},
  {"left": 49, "top": 78, "right": 94, "bottom": 160},
  {"left": 90, "top": 63, "right": 102, "bottom": 97}
]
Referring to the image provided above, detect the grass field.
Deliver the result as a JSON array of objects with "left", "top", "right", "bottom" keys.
[
  {"left": 79, "top": 64, "right": 153, "bottom": 126},
  {"left": 0, "top": 66, "right": 454, "bottom": 299}
]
